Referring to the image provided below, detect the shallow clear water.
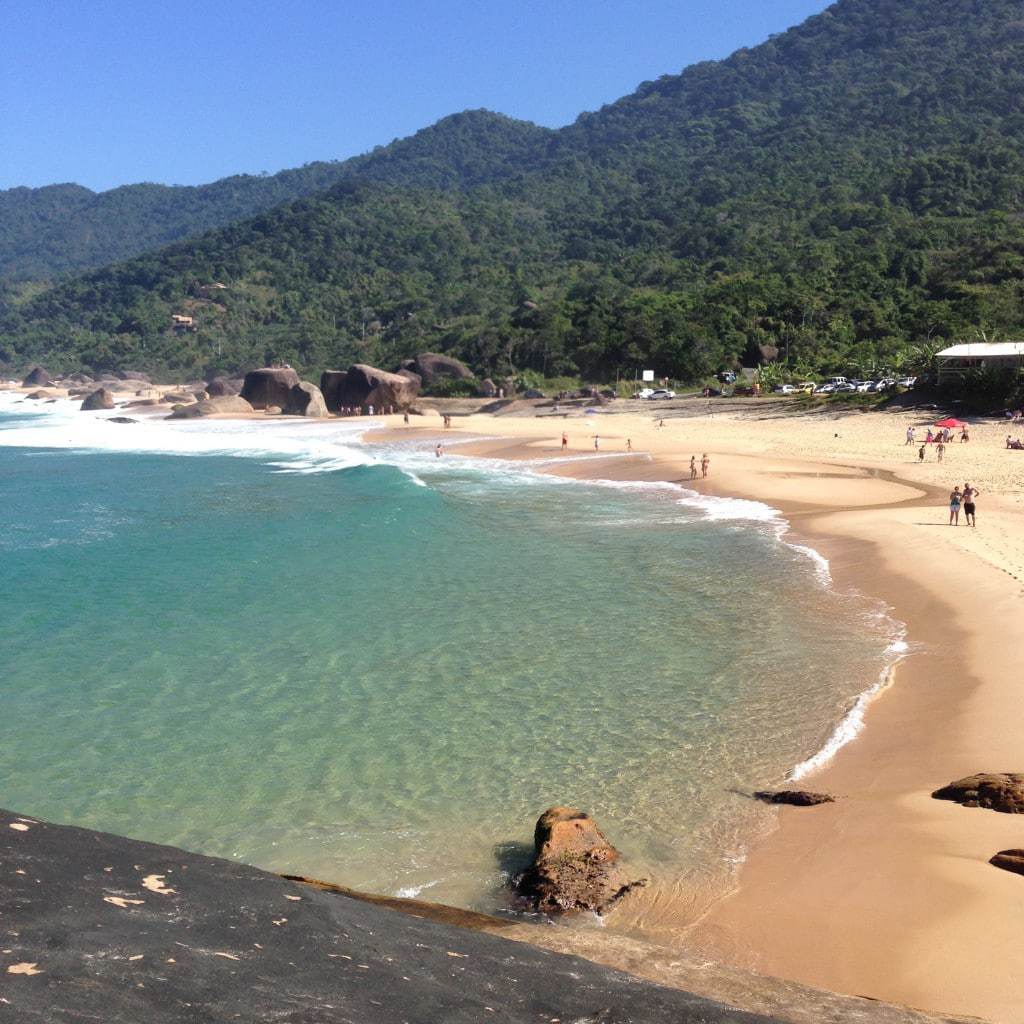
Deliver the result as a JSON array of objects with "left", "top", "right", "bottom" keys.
[{"left": 0, "top": 393, "right": 902, "bottom": 910}]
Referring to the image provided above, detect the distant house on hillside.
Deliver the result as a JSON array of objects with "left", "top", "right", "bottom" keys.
[
  {"left": 171, "top": 314, "right": 195, "bottom": 333},
  {"left": 936, "top": 342, "right": 1024, "bottom": 382}
]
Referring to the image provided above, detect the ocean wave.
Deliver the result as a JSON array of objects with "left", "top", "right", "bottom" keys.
[{"left": 789, "top": 629, "right": 911, "bottom": 780}]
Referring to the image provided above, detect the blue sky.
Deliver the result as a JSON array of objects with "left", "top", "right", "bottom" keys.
[{"left": 3, "top": 1, "right": 830, "bottom": 192}]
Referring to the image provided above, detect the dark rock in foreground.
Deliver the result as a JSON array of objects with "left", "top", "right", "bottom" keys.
[
  {"left": 516, "top": 806, "right": 646, "bottom": 914},
  {"left": 754, "top": 790, "right": 835, "bottom": 807},
  {"left": 932, "top": 773, "right": 1024, "bottom": 813},
  {"left": 283, "top": 380, "right": 328, "bottom": 417},
  {"left": 80, "top": 387, "right": 115, "bottom": 411},
  {"left": 990, "top": 849, "right": 1024, "bottom": 876},
  {"left": 107, "top": 416, "right": 137, "bottom": 424},
  {"left": 169, "top": 395, "right": 254, "bottom": 419},
  {"left": 25, "top": 390, "right": 49, "bottom": 400},
  {"left": 240, "top": 367, "right": 300, "bottom": 410},
  {"left": 0, "top": 809, "right": 773, "bottom": 1024},
  {"left": 161, "top": 391, "right": 196, "bottom": 404}
]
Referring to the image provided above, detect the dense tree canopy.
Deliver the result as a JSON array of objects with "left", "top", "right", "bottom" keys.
[{"left": 2, "top": 0, "right": 1023, "bottom": 384}]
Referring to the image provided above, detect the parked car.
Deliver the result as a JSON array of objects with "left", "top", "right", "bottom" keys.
[
  {"left": 648, "top": 388, "right": 676, "bottom": 400},
  {"left": 716, "top": 371, "right": 737, "bottom": 384},
  {"left": 898, "top": 377, "right": 917, "bottom": 388},
  {"left": 826, "top": 376, "right": 849, "bottom": 386},
  {"left": 796, "top": 382, "right": 816, "bottom": 393},
  {"left": 815, "top": 383, "right": 836, "bottom": 394},
  {"left": 773, "top": 384, "right": 798, "bottom": 395},
  {"left": 855, "top": 381, "right": 873, "bottom": 392},
  {"left": 834, "top": 383, "right": 857, "bottom": 393},
  {"left": 635, "top": 388, "right": 655, "bottom": 399}
]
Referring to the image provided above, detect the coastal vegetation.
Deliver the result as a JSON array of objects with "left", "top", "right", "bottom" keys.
[{"left": 2, "top": 0, "right": 1024, "bottom": 387}]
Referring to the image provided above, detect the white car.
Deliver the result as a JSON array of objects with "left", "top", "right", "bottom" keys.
[
  {"left": 855, "top": 381, "right": 872, "bottom": 392},
  {"left": 815, "top": 383, "right": 836, "bottom": 394},
  {"left": 648, "top": 388, "right": 676, "bottom": 400},
  {"left": 635, "top": 388, "right": 655, "bottom": 399},
  {"left": 773, "top": 384, "right": 798, "bottom": 395},
  {"left": 898, "top": 377, "right": 917, "bottom": 388}
]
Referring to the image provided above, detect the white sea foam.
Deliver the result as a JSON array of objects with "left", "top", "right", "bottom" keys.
[
  {"left": 789, "top": 629, "right": 911, "bottom": 780},
  {"left": 394, "top": 880, "right": 440, "bottom": 899}
]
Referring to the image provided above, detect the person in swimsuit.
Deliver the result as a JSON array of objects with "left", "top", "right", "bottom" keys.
[
  {"left": 905, "top": 426, "right": 915, "bottom": 445},
  {"left": 918, "top": 444, "right": 926, "bottom": 462},
  {"left": 936, "top": 440, "right": 945, "bottom": 462},
  {"left": 701, "top": 453, "right": 710, "bottom": 478},
  {"left": 960, "top": 425, "right": 970, "bottom": 442},
  {"left": 962, "top": 482, "right": 979, "bottom": 526},
  {"left": 949, "top": 485, "right": 962, "bottom": 525},
  {"left": 626, "top": 438, "right": 632, "bottom": 452},
  {"left": 689, "top": 456, "right": 698, "bottom": 480},
  {"left": 561, "top": 432, "right": 568, "bottom": 452},
  {"left": 594, "top": 435, "right": 600, "bottom": 451},
  {"left": 435, "top": 443, "right": 443, "bottom": 458}
]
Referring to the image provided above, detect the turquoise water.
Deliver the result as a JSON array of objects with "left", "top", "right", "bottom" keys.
[{"left": 0, "top": 393, "right": 902, "bottom": 913}]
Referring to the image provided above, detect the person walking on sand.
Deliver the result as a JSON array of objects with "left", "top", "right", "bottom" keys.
[
  {"left": 962, "top": 482, "right": 979, "bottom": 526},
  {"left": 403, "top": 411, "right": 410, "bottom": 425},
  {"left": 918, "top": 444, "right": 926, "bottom": 462},
  {"left": 936, "top": 440, "right": 945, "bottom": 462},
  {"left": 949, "top": 485, "right": 962, "bottom": 525},
  {"left": 626, "top": 438, "right": 632, "bottom": 452},
  {"left": 690, "top": 456, "right": 698, "bottom": 480},
  {"left": 594, "top": 435, "right": 600, "bottom": 451},
  {"left": 561, "top": 432, "right": 568, "bottom": 452},
  {"left": 905, "top": 425, "right": 915, "bottom": 445},
  {"left": 701, "top": 453, "right": 710, "bottom": 478},
  {"left": 960, "top": 424, "right": 970, "bottom": 443}
]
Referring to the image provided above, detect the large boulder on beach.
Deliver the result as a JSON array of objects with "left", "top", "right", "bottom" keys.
[
  {"left": 161, "top": 391, "right": 196, "bottom": 405},
  {"left": 322, "top": 364, "right": 419, "bottom": 411},
  {"left": 65, "top": 372, "right": 94, "bottom": 385},
  {"left": 284, "top": 381, "right": 328, "bottom": 418},
  {"left": 25, "top": 390, "right": 50, "bottom": 400},
  {"left": 515, "top": 806, "right": 646, "bottom": 915},
  {"left": 476, "top": 377, "right": 497, "bottom": 398},
  {"left": 400, "top": 352, "right": 473, "bottom": 386},
  {"left": 80, "top": 388, "right": 115, "bottom": 411},
  {"left": 169, "top": 395, "right": 254, "bottom": 419},
  {"left": 116, "top": 370, "right": 150, "bottom": 383},
  {"left": 932, "top": 773, "right": 1024, "bottom": 813},
  {"left": 754, "top": 790, "right": 835, "bottom": 807},
  {"left": 240, "top": 368, "right": 300, "bottom": 410},
  {"left": 205, "top": 377, "right": 243, "bottom": 397},
  {"left": 21, "top": 367, "right": 52, "bottom": 387},
  {"left": 990, "top": 850, "right": 1024, "bottom": 877}
]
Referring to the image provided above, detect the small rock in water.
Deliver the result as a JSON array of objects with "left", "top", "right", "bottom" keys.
[
  {"left": 931, "top": 773, "right": 1024, "bottom": 813},
  {"left": 753, "top": 790, "right": 835, "bottom": 806},
  {"left": 990, "top": 850, "right": 1024, "bottom": 876},
  {"left": 107, "top": 417, "right": 137, "bottom": 424},
  {"left": 515, "top": 806, "right": 646, "bottom": 915}
]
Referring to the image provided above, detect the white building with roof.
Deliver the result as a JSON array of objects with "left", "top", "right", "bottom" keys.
[{"left": 935, "top": 341, "right": 1024, "bottom": 382}]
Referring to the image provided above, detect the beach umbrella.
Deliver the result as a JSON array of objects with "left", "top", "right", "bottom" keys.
[{"left": 934, "top": 417, "right": 967, "bottom": 428}]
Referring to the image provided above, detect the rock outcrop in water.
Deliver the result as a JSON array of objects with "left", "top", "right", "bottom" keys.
[
  {"left": 753, "top": 790, "right": 835, "bottom": 807},
  {"left": 240, "top": 367, "right": 300, "bottom": 410},
  {"left": 169, "top": 395, "right": 254, "bottom": 419},
  {"left": 80, "top": 387, "right": 115, "bottom": 411},
  {"left": 516, "top": 806, "right": 646, "bottom": 915},
  {"left": 932, "top": 773, "right": 1024, "bottom": 813},
  {"left": 284, "top": 381, "right": 328, "bottom": 417}
]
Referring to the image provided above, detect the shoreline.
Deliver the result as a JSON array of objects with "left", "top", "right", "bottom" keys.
[
  {"left": 5, "top": 387, "right": 1024, "bottom": 1020},
  {"left": 371, "top": 414, "right": 1024, "bottom": 1022}
]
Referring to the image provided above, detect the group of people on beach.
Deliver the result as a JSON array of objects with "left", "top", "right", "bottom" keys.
[
  {"left": 338, "top": 404, "right": 395, "bottom": 417},
  {"left": 906, "top": 424, "right": 968, "bottom": 446},
  {"left": 948, "top": 483, "right": 980, "bottom": 526},
  {"left": 690, "top": 454, "right": 709, "bottom": 479}
]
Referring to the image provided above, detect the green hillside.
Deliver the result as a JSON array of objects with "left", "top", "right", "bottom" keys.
[
  {"left": 0, "top": 111, "right": 551, "bottom": 283},
  {"left": 3, "top": 0, "right": 1023, "bottom": 383}
]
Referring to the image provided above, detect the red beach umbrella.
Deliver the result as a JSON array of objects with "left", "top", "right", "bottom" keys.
[{"left": 934, "top": 417, "right": 967, "bottom": 428}]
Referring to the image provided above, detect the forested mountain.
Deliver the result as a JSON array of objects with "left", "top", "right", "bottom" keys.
[
  {"left": 0, "top": 111, "right": 551, "bottom": 282},
  {"left": 3, "top": 0, "right": 1024, "bottom": 384}
]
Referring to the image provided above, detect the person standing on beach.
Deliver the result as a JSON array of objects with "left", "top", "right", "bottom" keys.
[
  {"left": 626, "top": 438, "right": 632, "bottom": 452},
  {"left": 561, "top": 432, "right": 568, "bottom": 452},
  {"left": 960, "top": 425, "right": 970, "bottom": 443},
  {"left": 701, "top": 453, "right": 710, "bottom": 478},
  {"left": 918, "top": 444, "right": 926, "bottom": 462},
  {"left": 435, "top": 443, "right": 443, "bottom": 458},
  {"left": 403, "top": 411, "right": 410, "bottom": 425},
  {"left": 905, "top": 426, "right": 915, "bottom": 445},
  {"left": 936, "top": 440, "right": 945, "bottom": 462},
  {"left": 962, "top": 482, "right": 979, "bottom": 526},
  {"left": 690, "top": 456, "right": 698, "bottom": 480},
  {"left": 594, "top": 435, "right": 600, "bottom": 451},
  {"left": 949, "top": 485, "right": 962, "bottom": 525}
]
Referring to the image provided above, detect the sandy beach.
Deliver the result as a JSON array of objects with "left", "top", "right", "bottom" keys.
[
  {"left": 7, "top": 383, "right": 1024, "bottom": 1020},
  {"left": 370, "top": 399, "right": 1024, "bottom": 1023}
]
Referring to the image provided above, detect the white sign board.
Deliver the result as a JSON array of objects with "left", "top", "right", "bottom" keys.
[{"left": 641, "top": 370, "right": 655, "bottom": 382}]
